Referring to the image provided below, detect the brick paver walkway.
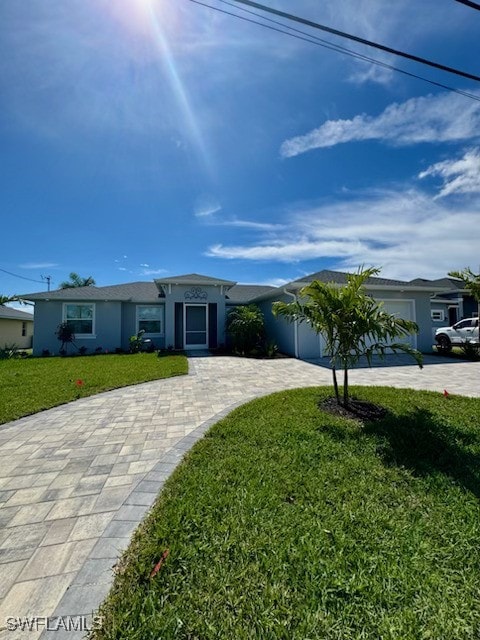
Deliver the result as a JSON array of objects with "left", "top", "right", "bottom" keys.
[{"left": 0, "top": 354, "right": 478, "bottom": 639}]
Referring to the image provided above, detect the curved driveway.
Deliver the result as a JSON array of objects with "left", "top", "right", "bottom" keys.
[{"left": 0, "top": 354, "right": 478, "bottom": 639}]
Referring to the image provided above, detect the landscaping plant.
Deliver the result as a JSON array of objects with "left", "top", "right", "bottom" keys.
[
  {"left": 273, "top": 266, "right": 422, "bottom": 407},
  {"left": 226, "top": 304, "right": 265, "bottom": 355},
  {"left": 55, "top": 321, "right": 77, "bottom": 355}
]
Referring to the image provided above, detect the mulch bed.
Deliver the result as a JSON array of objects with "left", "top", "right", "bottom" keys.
[{"left": 320, "top": 397, "right": 388, "bottom": 422}]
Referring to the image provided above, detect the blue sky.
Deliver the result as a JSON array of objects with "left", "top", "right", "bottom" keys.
[{"left": 1, "top": 0, "right": 480, "bottom": 296}]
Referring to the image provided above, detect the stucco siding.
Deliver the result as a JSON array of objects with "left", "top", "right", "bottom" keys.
[
  {"left": 0, "top": 319, "right": 33, "bottom": 349},
  {"left": 258, "top": 296, "right": 296, "bottom": 356},
  {"left": 166, "top": 284, "right": 227, "bottom": 349},
  {"left": 121, "top": 303, "right": 166, "bottom": 351},
  {"left": 32, "top": 300, "right": 122, "bottom": 355},
  {"left": 263, "top": 288, "right": 435, "bottom": 359}
]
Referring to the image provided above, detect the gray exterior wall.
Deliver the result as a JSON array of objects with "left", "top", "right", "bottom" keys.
[
  {"left": 33, "top": 300, "right": 122, "bottom": 355},
  {"left": 463, "top": 296, "right": 478, "bottom": 318},
  {"left": 164, "top": 284, "right": 227, "bottom": 349},
  {"left": 30, "top": 280, "right": 437, "bottom": 358},
  {"left": 121, "top": 303, "right": 166, "bottom": 351},
  {"left": 258, "top": 295, "right": 296, "bottom": 356},
  {"left": 262, "top": 288, "right": 435, "bottom": 360}
]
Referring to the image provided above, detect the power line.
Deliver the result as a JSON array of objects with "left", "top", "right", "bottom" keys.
[
  {"left": 0, "top": 267, "right": 44, "bottom": 285},
  {"left": 188, "top": 0, "right": 480, "bottom": 102},
  {"left": 455, "top": 0, "right": 480, "bottom": 10},
  {"left": 226, "top": 0, "right": 480, "bottom": 83}
]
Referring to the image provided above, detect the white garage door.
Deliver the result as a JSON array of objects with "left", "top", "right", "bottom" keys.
[{"left": 375, "top": 300, "right": 416, "bottom": 349}]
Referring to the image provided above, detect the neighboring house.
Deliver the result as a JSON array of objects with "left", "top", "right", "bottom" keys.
[
  {"left": 23, "top": 271, "right": 443, "bottom": 358},
  {"left": 0, "top": 306, "right": 34, "bottom": 349},
  {"left": 410, "top": 277, "right": 478, "bottom": 334}
]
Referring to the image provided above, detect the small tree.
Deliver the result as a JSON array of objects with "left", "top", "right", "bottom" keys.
[
  {"left": 226, "top": 304, "right": 265, "bottom": 355},
  {"left": 448, "top": 267, "right": 480, "bottom": 320},
  {"left": 55, "top": 322, "right": 76, "bottom": 354},
  {"left": 273, "top": 267, "right": 423, "bottom": 407},
  {"left": 59, "top": 273, "right": 96, "bottom": 289},
  {"left": 129, "top": 329, "right": 145, "bottom": 353}
]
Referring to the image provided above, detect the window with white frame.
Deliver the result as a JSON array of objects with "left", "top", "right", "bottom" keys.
[
  {"left": 431, "top": 309, "right": 445, "bottom": 322},
  {"left": 63, "top": 303, "right": 95, "bottom": 336},
  {"left": 137, "top": 306, "right": 164, "bottom": 335}
]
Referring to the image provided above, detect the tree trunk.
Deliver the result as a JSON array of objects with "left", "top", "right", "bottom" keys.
[
  {"left": 332, "top": 366, "right": 340, "bottom": 404},
  {"left": 343, "top": 367, "right": 349, "bottom": 407}
]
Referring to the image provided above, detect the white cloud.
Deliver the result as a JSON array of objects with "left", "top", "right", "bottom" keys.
[
  {"left": 194, "top": 195, "right": 222, "bottom": 218},
  {"left": 281, "top": 91, "right": 480, "bottom": 157},
  {"left": 141, "top": 268, "right": 168, "bottom": 276},
  {"left": 219, "top": 218, "right": 285, "bottom": 231},
  {"left": 140, "top": 263, "right": 150, "bottom": 267},
  {"left": 206, "top": 189, "right": 480, "bottom": 281},
  {"left": 419, "top": 149, "right": 480, "bottom": 198},
  {"left": 248, "top": 277, "right": 292, "bottom": 288},
  {"left": 195, "top": 204, "right": 222, "bottom": 218},
  {"left": 19, "top": 262, "right": 58, "bottom": 269}
]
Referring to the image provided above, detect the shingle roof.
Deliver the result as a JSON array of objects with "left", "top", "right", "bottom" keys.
[
  {"left": 291, "top": 269, "right": 410, "bottom": 287},
  {"left": 409, "top": 277, "right": 464, "bottom": 290},
  {"left": 0, "top": 306, "right": 34, "bottom": 321},
  {"left": 226, "top": 285, "right": 276, "bottom": 304},
  {"left": 155, "top": 273, "right": 236, "bottom": 286},
  {"left": 22, "top": 282, "right": 163, "bottom": 302}
]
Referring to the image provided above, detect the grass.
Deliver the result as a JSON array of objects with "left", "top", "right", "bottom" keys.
[
  {"left": 0, "top": 353, "right": 188, "bottom": 424},
  {"left": 94, "top": 386, "right": 480, "bottom": 640}
]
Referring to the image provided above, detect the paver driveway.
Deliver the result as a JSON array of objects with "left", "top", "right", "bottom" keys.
[{"left": 0, "top": 354, "right": 479, "bottom": 639}]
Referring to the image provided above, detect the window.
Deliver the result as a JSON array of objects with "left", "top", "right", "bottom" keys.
[
  {"left": 137, "top": 306, "right": 164, "bottom": 335},
  {"left": 431, "top": 310, "right": 445, "bottom": 322},
  {"left": 63, "top": 303, "right": 95, "bottom": 336},
  {"left": 21, "top": 322, "right": 27, "bottom": 337},
  {"left": 454, "top": 319, "right": 475, "bottom": 330}
]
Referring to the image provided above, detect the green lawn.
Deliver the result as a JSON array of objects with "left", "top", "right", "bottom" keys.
[
  {"left": 0, "top": 353, "right": 188, "bottom": 424},
  {"left": 95, "top": 386, "right": 480, "bottom": 640}
]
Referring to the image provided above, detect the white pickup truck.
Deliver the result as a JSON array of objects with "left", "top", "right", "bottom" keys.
[{"left": 435, "top": 317, "right": 479, "bottom": 352}]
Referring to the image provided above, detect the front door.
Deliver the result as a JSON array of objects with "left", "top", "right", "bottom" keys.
[{"left": 184, "top": 304, "right": 208, "bottom": 349}]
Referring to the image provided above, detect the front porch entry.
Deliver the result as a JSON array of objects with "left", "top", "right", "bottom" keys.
[{"left": 184, "top": 304, "right": 208, "bottom": 349}]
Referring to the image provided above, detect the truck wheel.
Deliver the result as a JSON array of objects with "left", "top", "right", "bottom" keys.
[{"left": 436, "top": 335, "right": 452, "bottom": 353}]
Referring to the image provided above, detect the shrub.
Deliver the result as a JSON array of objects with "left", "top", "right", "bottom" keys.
[
  {"left": 264, "top": 341, "right": 278, "bottom": 358},
  {"left": 55, "top": 322, "right": 76, "bottom": 354},
  {"left": 459, "top": 340, "right": 480, "bottom": 361},
  {"left": 0, "top": 343, "right": 19, "bottom": 359},
  {"left": 226, "top": 304, "right": 266, "bottom": 355},
  {"left": 129, "top": 330, "right": 145, "bottom": 354}
]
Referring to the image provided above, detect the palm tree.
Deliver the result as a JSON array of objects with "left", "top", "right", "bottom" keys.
[
  {"left": 0, "top": 294, "right": 26, "bottom": 306},
  {"left": 226, "top": 304, "right": 265, "bottom": 355},
  {"left": 59, "top": 272, "right": 96, "bottom": 289},
  {"left": 273, "top": 267, "right": 423, "bottom": 407},
  {"left": 448, "top": 267, "right": 480, "bottom": 320}
]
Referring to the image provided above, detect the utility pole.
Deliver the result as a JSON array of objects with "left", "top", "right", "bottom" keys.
[{"left": 41, "top": 275, "right": 52, "bottom": 291}]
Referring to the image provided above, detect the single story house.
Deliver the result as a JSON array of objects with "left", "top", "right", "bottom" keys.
[
  {"left": 23, "top": 271, "right": 444, "bottom": 358},
  {"left": 410, "top": 277, "right": 479, "bottom": 339},
  {"left": 254, "top": 270, "right": 443, "bottom": 359},
  {"left": 0, "top": 306, "right": 34, "bottom": 349}
]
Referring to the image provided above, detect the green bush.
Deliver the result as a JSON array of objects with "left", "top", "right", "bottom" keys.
[{"left": 226, "top": 304, "right": 265, "bottom": 355}]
